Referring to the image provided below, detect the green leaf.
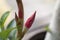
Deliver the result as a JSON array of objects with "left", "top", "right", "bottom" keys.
[
  {"left": 0, "top": 11, "right": 10, "bottom": 31},
  {"left": 0, "top": 27, "right": 16, "bottom": 39},
  {"left": 1, "top": 11, "right": 10, "bottom": 24},
  {"left": 7, "top": 19, "right": 16, "bottom": 29},
  {"left": 6, "top": 19, "right": 16, "bottom": 40},
  {"left": 8, "top": 30, "right": 16, "bottom": 40}
]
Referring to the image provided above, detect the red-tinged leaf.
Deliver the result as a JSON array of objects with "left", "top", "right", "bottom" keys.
[
  {"left": 16, "top": 0, "right": 24, "bottom": 19},
  {"left": 18, "top": 8, "right": 24, "bottom": 19},
  {"left": 16, "top": 0, "right": 24, "bottom": 39},
  {"left": 15, "top": 13, "right": 18, "bottom": 22},
  {"left": 25, "top": 11, "right": 36, "bottom": 29},
  {"left": 16, "top": 0, "right": 24, "bottom": 29},
  {"left": 16, "top": 0, "right": 24, "bottom": 33}
]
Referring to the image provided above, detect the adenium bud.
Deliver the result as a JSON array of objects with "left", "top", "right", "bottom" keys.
[{"left": 25, "top": 11, "right": 36, "bottom": 29}]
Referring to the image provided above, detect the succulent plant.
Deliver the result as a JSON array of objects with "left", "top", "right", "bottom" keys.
[
  {"left": 0, "top": 0, "right": 36, "bottom": 40},
  {"left": 15, "top": 0, "right": 36, "bottom": 40}
]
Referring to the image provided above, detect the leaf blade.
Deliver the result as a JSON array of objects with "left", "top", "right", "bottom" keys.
[
  {"left": 7, "top": 19, "right": 16, "bottom": 29},
  {"left": 0, "top": 27, "right": 16, "bottom": 39},
  {"left": 0, "top": 11, "right": 10, "bottom": 30},
  {"left": 1, "top": 11, "right": 10, "bottom": 24}
]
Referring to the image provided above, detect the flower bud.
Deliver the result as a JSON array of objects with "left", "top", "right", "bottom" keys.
[{"left": 25, "top": 11, "right": 36, "bottom": 29}]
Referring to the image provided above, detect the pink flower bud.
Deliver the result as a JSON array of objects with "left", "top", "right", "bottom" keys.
[
  {"left": 25, "top": 11, "right": 36, "bottom": 29},
  {"left": 15, "top": 13, "right": 21, "bottom": 25}
]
